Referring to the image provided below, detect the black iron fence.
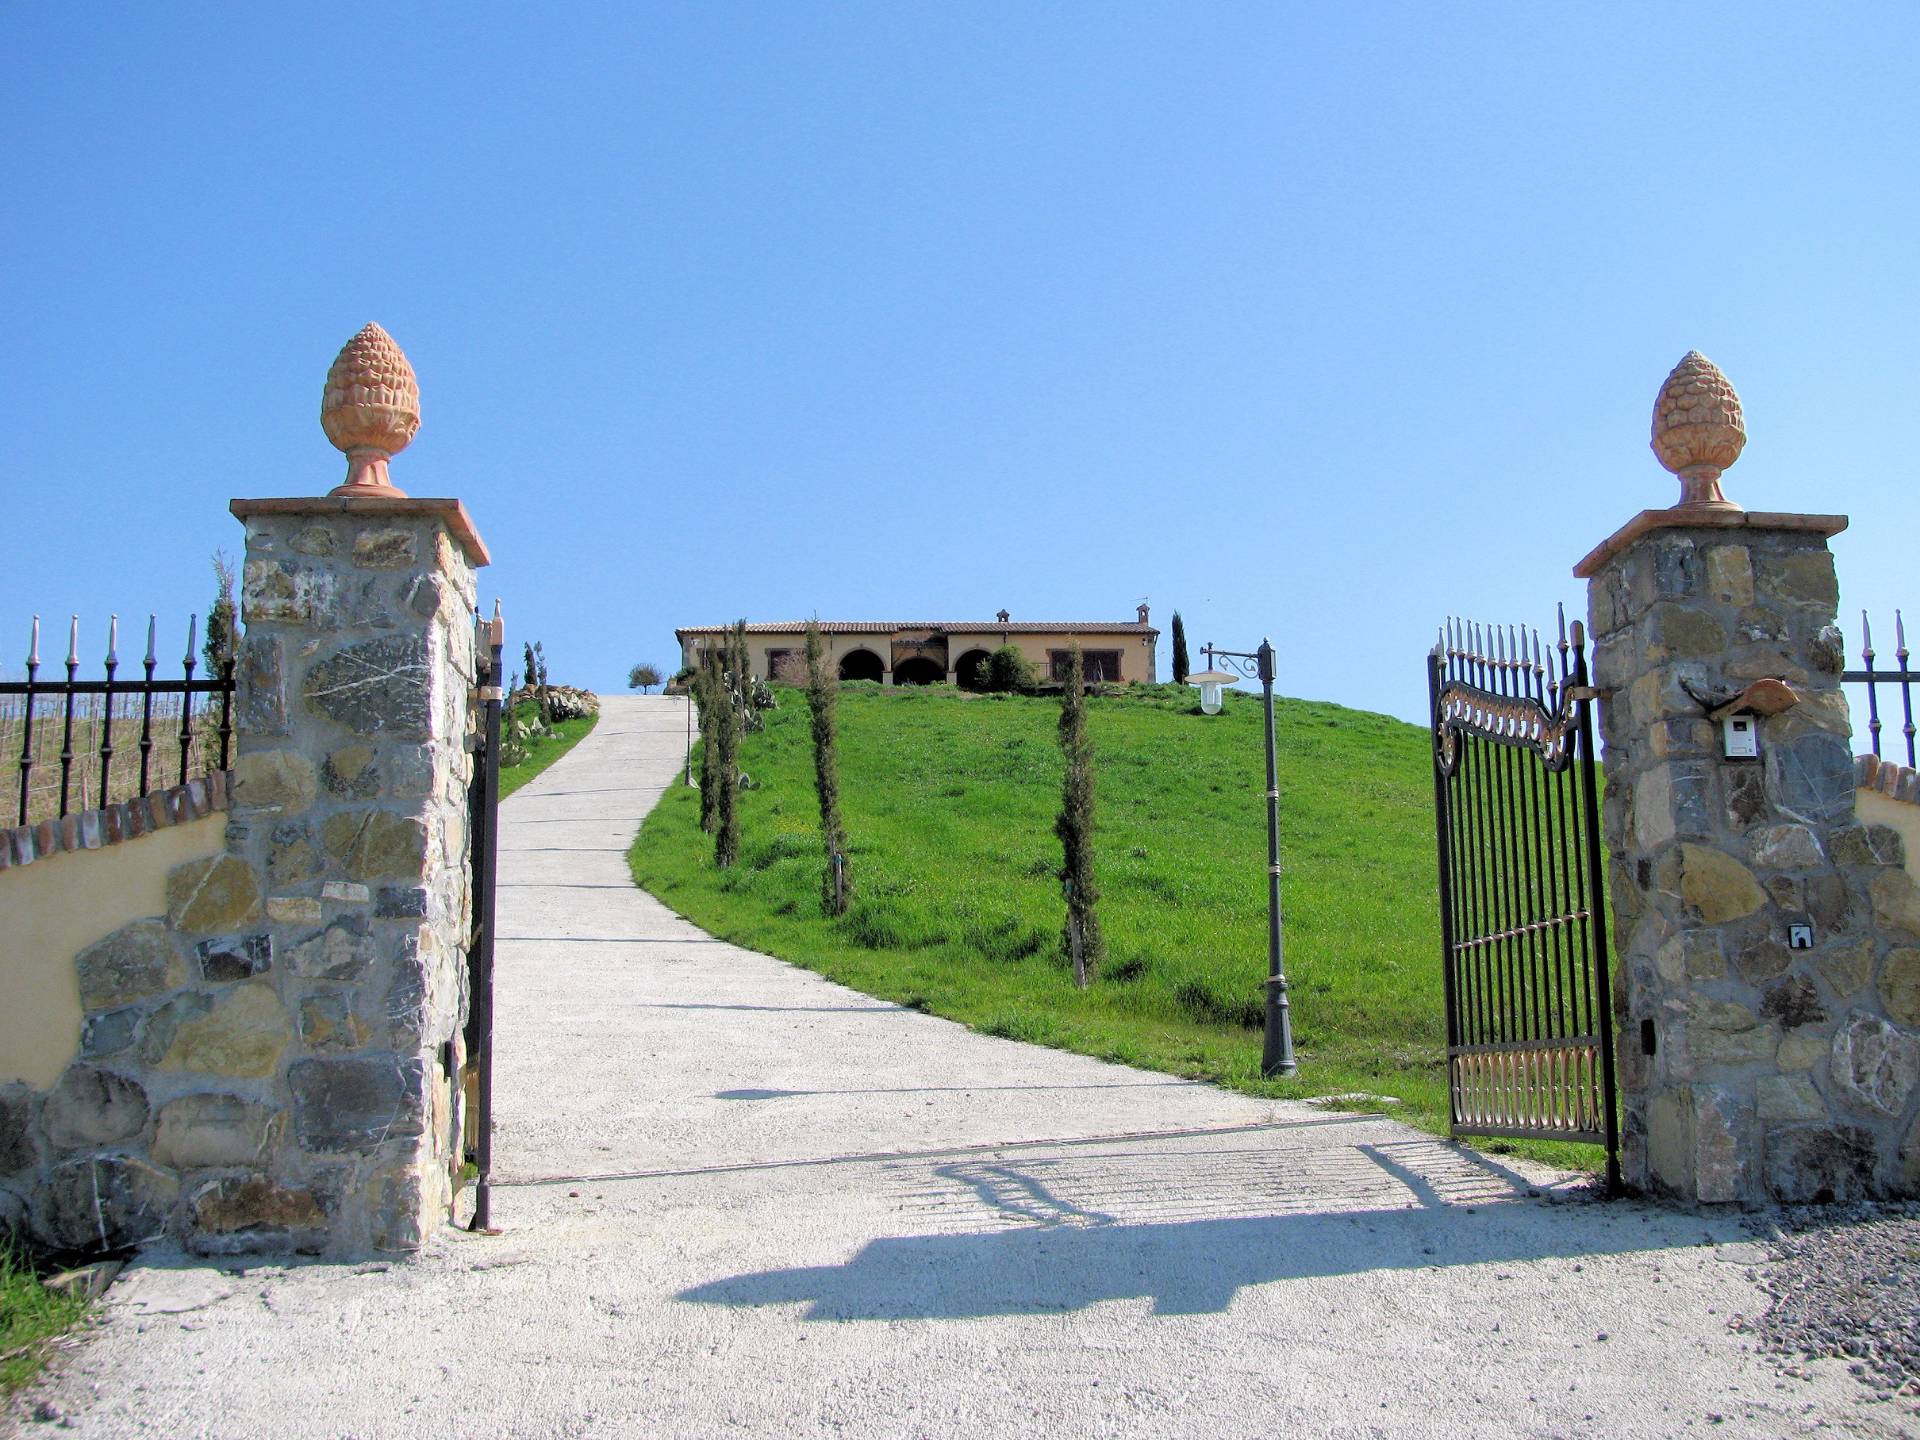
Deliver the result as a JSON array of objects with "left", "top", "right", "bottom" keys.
[
  {"left": 1842, "top": 610, "right": 1914, "bottom": 770},
  {"left": 0, "top": 615, "right": 235, "bottom": 828}
]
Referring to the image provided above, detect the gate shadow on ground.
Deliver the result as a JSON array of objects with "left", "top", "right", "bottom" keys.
[
  {"left": 714, "top": 1081, "right": 1198, "bottom": 1099},
  {"left": 677, "top": 1140, "right": 1723, "bottom": 1321}
]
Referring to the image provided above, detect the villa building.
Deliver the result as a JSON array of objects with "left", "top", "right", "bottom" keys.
[{"left": 675, "top": 606, "right": 1160, "bottom": 686}]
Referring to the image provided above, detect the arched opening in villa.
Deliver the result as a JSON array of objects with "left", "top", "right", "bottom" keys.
[
  {"left": 954, "top": 649, "right": 993, "bottom": 690},
  {"left": 893, "top": 656, "right": 947, "bottom": 686},
  {"left": 838, "top": 648, "right": 884, "bottom": 683}
]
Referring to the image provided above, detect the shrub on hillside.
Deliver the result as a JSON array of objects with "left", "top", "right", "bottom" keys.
[
  {"left": 512, "top": 684, "right": 599, "bottom": 722},
  {"left": 986, "top": 645, "right": 1036, "bottom": 693}
]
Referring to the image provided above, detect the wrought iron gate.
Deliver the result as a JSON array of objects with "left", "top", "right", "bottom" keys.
[
  {"left": 464, "top": 605, "right": 505, "bottom": 1231},
  {"left": 1428, "top": 609, "right": 1620, "bottom": 1191}
]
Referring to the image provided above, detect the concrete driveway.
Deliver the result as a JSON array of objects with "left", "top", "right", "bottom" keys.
[{"left": 33, "top": 697, "right": 1893, "bottom": 1438}]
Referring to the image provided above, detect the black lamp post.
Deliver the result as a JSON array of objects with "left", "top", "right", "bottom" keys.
[{"left": 1197, "top": 638, "right": 1297, "bottom": 1079}]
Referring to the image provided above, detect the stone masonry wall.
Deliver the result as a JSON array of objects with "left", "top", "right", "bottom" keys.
[
  {"left": 1589, "top": 522, "right": 1920, "bottom": 1204},
  {"left": 0, "top": 505, "right": 480, "bottom": 1256}
]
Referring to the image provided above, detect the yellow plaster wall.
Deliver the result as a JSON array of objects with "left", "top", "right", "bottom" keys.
[
  {"left": 1858, "top": 788, "right": 1920, "bottom": 881},
  {"left": 0, "top": 815, "right": 224, "bottom": 1089},
  {"left": 686, "top": 629, "right": 1159, "bottom": 682}
]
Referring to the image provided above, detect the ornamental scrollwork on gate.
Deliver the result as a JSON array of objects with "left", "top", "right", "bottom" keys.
[{"left": 1433, "top": 679, "right": 1582, "bottom": 775}]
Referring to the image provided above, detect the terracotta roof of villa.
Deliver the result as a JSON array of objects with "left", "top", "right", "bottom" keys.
[{"left": 675, "top": 620, "right": 1158, "bottom": 637}]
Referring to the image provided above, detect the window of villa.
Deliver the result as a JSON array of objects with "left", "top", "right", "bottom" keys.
[{"left": 1049, "top": 650, "right": 1123, "bottom": 682}]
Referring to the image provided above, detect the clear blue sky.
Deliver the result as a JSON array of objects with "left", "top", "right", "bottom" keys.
[{"left": 3, "top": 4, "right": 1914, "bottom": 723}]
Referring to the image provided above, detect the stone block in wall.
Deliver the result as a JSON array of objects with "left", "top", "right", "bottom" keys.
[
  {"left": 236, "top": 634, "right": 287, "bottom": 736},
  {"left": 75, "top": 920, "right": 187, "bottom": 1010},
  {"left": 1881, "top": 949, "right": 1920, "bottom": 1026},
  {"left": 1830, "top": 1014, "right": 1918, "bottom": 1117},
  {"left": 187, "top": 1175, "right": 330, "bottom": 1256},
  {"left": 0, "top": 1089, "right": 40, "bottom": 1176},
  {"left": 165, "top": 855, "right": 263, "bottom": 934},
  {"left": 195, "top": 932, "right": 273, "bottom": 982},
  {"left": 232, "top": 750, "right": 317, "bottom": 815},
  {"left": 1764, "top": 1125, "right": 1875, "bottom": 1204},
  {"left": 1870, "top": 869, "right": 1920, "bottom": 937},
  {"left": 288, "top": 1056, "right": 426, "bottom": 1153},
  {"left": 157, "top": 983, "right": 292, "bottom": 1078},
  {"left": 297, "top": 992, "right": 369, "bottom": 1051},
  {"left": 42, "top": 1066, "right": 149, "bottom": 1148},
  {"left": 152, "top": 1094, "right": 284, "bottom": 1169},
  {"left": 319, "top": 810, "right": 428, "bottom": 881},
  {"left": 284, "top": 915, "right": 378, "bottom": 980},
  {"left": 302, "top": 636, "right": 434, "bottom": 738},
  {"left": 35, "top": 1157, "right": 177, "bottom": 1252}
]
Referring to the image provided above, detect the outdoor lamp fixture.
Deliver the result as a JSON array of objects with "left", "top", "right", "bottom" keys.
[
  {"left": 1194, "top": 639, "right": 1297, "bottom": 1079},
  {"left": 1188, "top": 669, "right": 1238, "bottom": 716}
]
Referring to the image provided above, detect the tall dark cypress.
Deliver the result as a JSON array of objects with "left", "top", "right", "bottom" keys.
[
  {"left": 1170, "top": 611, "right": 1190, "bottom": 685},
  {"left": 1055, "top": 645, "right": 1104, "bottom": 986},
  {"left": 804, "top": 621, "right": 852, "bottom": 915}
]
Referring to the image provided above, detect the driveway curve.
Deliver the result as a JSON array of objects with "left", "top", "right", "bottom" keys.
[{"left": 35, "top": 696, "right": 1890, "bottom": 1438}]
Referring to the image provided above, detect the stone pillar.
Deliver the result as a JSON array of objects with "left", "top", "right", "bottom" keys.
[
  {"left": 215, "top": 324, "right": 488, "bottom": 1252},
  {"left": 1579, "top": 353, "right": 1920, "bottom": 1204}
]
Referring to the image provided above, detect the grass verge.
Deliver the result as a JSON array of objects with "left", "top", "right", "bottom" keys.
[
  {"left": 629, "top": 682, "right": 1602, "bottom": 1172},
  {"left": 498, "top": 703, "right": 599, "bottom": 801},
  {"left": 0, "top": 1244, "right": 88, "bottom": 1401}
]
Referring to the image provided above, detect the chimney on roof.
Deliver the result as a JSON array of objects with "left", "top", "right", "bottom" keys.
[
  {"left": 1136, "top": 603, "right": 1150, "bottom": 625},
  {"left": 996, "top": 609, "right": 1010, "bottom": 623}
]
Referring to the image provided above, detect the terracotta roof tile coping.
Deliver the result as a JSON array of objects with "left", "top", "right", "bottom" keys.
[
  {"left": 676, "top": 621, "right": 1158, "bottom": 637},
  {"left": 1572, "top": 508, "right": 1847, "bottom": 579},
  {"left": 230, "top": 496, "right": 490, "bottom": 567}
]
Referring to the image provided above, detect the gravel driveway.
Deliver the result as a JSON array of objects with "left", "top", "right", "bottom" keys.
[{"left": 23, "top": 697, "right": 1910, "bottom": 1438}]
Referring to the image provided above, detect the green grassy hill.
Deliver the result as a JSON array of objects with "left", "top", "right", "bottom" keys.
[{"left": 630, "top": 681, "right": 1595, "bottom": 1167}]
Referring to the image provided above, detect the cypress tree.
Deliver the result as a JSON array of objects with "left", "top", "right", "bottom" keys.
[
  {"left": 203, "top": 551, "right": 237, "bottom": 677},
  {"left": 714, "top": 621, "right": 747, "bottom": 867},
  {"left": 1170, "top": 611, "right": 1190, "bottom": 685},
  {"left": 1055, "top": 645, "right": 1104, "bottom": 986},
  {"left": 804, "top": 621, "right": 852, "bottom": 915},
  {"left": 696, "top": 646, "right": 723, "bottom": 833}
]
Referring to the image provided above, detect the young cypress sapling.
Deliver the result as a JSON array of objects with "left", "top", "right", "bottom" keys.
[
  {"left": 1055, "top": 644, "right": 1104, "bottom": 985},
  {"left": 1170, "top": 611, "right": 1190, "bottom": 686},
  {"left": 804, "top": 620, "right": 852, "bottom": 915},
  {"left": 697, "top": 646, "right": 723, "bottom": 833},
  {"left": 713, "top": 621, "right": 747, "bottom": 867}
]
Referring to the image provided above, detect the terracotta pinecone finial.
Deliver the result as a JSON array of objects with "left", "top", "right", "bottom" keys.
[
  {"left": 321, "top": 322, "right": 421, "bottom": 498},
  {"left": 1650, "top": 350, "right": 1745, "bottom": 511}
]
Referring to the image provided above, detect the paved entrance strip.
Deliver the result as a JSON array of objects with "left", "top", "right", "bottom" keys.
[{"left": 43, "top": 698, "right": 1885, "bottom": 1437}]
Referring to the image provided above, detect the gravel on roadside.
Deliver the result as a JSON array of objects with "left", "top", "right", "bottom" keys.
[{"left": 1737, "top": 1200, "right": 1920, "bottom": 1410}]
